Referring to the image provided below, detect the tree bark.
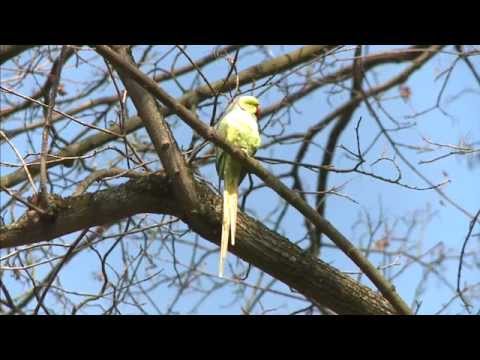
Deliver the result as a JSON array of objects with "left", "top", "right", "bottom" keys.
[{"left": 0, "top": 173, "right": 396, "bottom": 315}]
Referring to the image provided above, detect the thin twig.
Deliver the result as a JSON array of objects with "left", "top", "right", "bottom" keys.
[
  {"left": 33, "top": 228, "right": 89, "bottom": 314},
  {"left": 0, "top": 130, "right": 38, "bottom": 193},
  {"left": 0, "top": 184, "right": 47, "bottom": 215},
  {"left": 456, "top": 209, "right": 480, "bottom": 312},
  {"left": 0, "top": 85, "right": 124, "bottom": 138}
]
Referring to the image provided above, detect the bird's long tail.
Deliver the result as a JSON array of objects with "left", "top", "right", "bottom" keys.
[{"left": 219, "top": 177, "right": 238, "bottom": 278}]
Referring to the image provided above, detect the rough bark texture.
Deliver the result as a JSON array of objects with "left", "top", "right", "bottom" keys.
[{"left": 0, "top": 173, "right": 395, "bottom": 315}]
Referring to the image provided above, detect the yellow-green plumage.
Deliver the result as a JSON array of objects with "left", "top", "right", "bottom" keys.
[{"left": 215, "top": 96, "right": 261, "bottom": 278}]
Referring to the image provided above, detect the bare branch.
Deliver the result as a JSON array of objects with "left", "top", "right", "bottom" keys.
[
  {"left": 0, "top": 173, "right": 396, "bottom": 315},
  {"left": 100, "top": 45, "right": 198, "bottom": 210}
]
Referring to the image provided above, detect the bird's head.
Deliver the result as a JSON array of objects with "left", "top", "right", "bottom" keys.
[{"left": 237, "top": 95, "right": 261, "bottom": 119}]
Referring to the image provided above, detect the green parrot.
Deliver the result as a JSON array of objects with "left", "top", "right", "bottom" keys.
[{"left": 215, "top": 95, "right": 262, "bottom": 278}]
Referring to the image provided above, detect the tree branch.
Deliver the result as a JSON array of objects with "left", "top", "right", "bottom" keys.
[
  {"left": 0, "top": 173, "right": 396, "bottom": 315},
  {"left": 106, "top": 45, "right": 197, "bottom": 211},
  {"left": 39, "top": 46, "right": 68, "bottom": 210},
  {"left": 311, "top": 45, "right": 365, "bottom": 255}
]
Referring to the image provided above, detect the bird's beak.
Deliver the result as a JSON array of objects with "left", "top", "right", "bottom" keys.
[{"left": 256, "top": 106, "right": 261, "bottom": 118}]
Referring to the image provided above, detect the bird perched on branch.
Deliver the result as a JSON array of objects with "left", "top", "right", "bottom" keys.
[{"left": 215, "top": 95, "right": 262, "bottom": 278}]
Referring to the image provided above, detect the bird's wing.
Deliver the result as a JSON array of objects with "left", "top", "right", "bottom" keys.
[
  {"left": 237, "top": 115, "right": 261, "bottom": 185},
  {"left": 215, "top": 114, "right": 230, "bottom": 180}
]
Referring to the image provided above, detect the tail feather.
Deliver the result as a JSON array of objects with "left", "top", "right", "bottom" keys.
[
  {"left": 218, "top": 176, "right": 239, "bottom": 278},
  {"left": 219, "top": 188, "right": 230, "bottom": 278},
  {"left": 229, "top": 190, "right": 238, "bottom": 246}
]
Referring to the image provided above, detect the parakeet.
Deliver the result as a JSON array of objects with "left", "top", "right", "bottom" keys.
[{"left": 215, "top": 95, "right": 261, "bottom": 278}]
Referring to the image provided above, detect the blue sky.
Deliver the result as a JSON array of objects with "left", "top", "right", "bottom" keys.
[{"left": 1, "top": 45, "right": 479, "bottom": 314}]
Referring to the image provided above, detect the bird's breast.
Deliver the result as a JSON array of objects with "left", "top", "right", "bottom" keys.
[{"left": 226, "top": 118, "right": 260, "bottom": 151}]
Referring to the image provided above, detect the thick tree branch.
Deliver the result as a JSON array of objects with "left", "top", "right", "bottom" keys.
[
  {"left": 108, "top": 45, "right": 197, "bottom": 211},
  {"left": 0, "top": 173, "right": 395, "bottom": 315}
]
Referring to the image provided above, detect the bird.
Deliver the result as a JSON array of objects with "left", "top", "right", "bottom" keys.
[{"left": 215, "top": 95, "right": 262, "bottom": 278}]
